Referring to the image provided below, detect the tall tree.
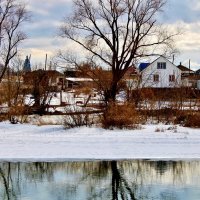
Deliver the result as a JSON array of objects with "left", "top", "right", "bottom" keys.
[
  {"left": 60, "top": 0, "right": 178, "bottom": 101},
  {"left": 0, "top": 0, "right": 29, "bottom": 82}
]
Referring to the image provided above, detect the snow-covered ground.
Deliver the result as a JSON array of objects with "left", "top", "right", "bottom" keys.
[{"left": 0, "top": 122, "right": 200, "bottom": 161}]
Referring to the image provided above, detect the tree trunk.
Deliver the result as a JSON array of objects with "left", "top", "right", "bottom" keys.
[
  {"left": 104, "top": 71, "right": 121, "bottom": 103},
  {"left": 104, "top": 82, "right": 118, "bottom": 103}
]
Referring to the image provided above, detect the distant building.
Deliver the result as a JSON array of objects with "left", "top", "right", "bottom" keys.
[
  {"left": 64, "top": 68, "right": 77, "bottom": 78},
  {"left": 140, "top": 56, "right": 181, "bottom": 88},
  {"left": 176, "top": 63, "right": 200, "bottom": 88},
  {"left": 177, "top": 63, "right": 194, "bottom": 77},
  {"left": 124, "top": 65, "right": 140, "bottom": 89},
  {"left": 196, "top": 69, "right": 200, "bottom": 75},
  {"left": 23, "top": 70, "right": 65, "bottom": 91},
  {"left": 23, "top": 56, "right": 31, "bottom": 72},
  {"left": 65, "top": 77, "right": 93, "bottom": 89}
]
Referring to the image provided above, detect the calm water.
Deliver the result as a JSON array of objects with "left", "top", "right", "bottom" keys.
[{"left": 0, "top": 160, "right": 200, "bottom": 200}]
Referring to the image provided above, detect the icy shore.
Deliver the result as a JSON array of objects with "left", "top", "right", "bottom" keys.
[{"left": 0, "top": 122, "right": 200, "bottom": 161}]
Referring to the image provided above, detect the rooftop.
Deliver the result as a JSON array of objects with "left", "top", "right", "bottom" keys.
[
  {"left": 177, "top": 63, "right": 194, "bottom": 72},
  {"left": 139, "top": 63, "right": 150, "bottom": 71}
]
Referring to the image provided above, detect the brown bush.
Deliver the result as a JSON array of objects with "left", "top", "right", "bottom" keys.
[
  {"left": 183, "top": 113, "right": 200, "bottom": 128},
  {"left": 141, "top": 88, "right": 155, "bottom": 100},
  {"left": 174, "top": 112, "right": 187, "bottom": 125},
  {"left": 101, "top": 102, "right": 142, "bottom": 129},
  {"left": 0, "top": 114, "right": 8, "bottom": 122},
  {"left": 8, "top": 105, "right": 28, "bottom": 124}
]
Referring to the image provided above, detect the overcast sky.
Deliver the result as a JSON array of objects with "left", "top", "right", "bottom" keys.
[{"left": 21, "top": 0, "right": 200, "bottom": 71}]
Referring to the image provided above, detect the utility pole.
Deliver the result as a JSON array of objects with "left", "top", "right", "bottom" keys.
[
  {"left": 189, "top": 59, "right": 191, "bottom": 75},
  {"left": 44, "top": 54, "right": 47, "bottom": 70}
]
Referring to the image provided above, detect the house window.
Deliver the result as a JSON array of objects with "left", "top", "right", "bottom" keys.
[
  {"left": 169, "top": 75, "right": 175, "bottom": 82},
  {"left": 153, "top": 74, "right": 159, "bottom": 82},
  {"left": 157, "top": 62, "right": 166, "bottom": 69}
]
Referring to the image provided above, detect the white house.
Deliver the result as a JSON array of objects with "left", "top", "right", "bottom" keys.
[{"left": 140, "top": 56, "right": 181, "bottom": 88}]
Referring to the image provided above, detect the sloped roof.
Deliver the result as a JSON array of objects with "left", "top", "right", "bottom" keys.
[
  {"left": 25, "top": 70, "right": 64, "bottom": 77},
  {"left": 44, "top": 70, "right": 64, "bottom": 76},
  {"left": 177, "top": 64, "right": 194, "bottom": 72},
  {"left": 139, "top": 56, "right": 180, "bottom": 73},
  {"left": 139, "top": 63, "right": 150, "bottom": 71},
  {"left": 66, "top": 77, "right": 93, "bottom": 82},
  {"left": 196, "top": 69, "right": 200, "bottom": 74}
]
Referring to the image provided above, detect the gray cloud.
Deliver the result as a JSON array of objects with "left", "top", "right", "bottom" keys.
[{"left": 20, "top": 0, "right": 200, "bottom": 70}]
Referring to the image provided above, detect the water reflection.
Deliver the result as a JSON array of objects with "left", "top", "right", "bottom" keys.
[{"left": 0, "top": 160, "right": 200, "bottom": 200}]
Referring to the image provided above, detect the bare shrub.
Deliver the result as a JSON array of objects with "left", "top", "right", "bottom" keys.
[
  {"left": 183, "top": 113, "right": 200, "bottom": 128},
  {"left": 174, "top": 113, "right": 187, "bottom": 125},
  {"left": 0, "top": 115, "right": 7, "bottom": 122},
  {"left": 0, "top": 81, "right": 29, "bottom": 124},
  {"left": 64, "top": 113, "right": 95, "bottom": 129},
  {"left": 101, "top": 102, "right": 142, "bottom": 129},
  {"left": 8, "top": 105, "right": 29, "bottom": 124},
  {"left": 74, "top": 86, "right": 93, "bottom": 96},
  {"left": 63, "top": 107, "right": 95, "bottom": 129}
]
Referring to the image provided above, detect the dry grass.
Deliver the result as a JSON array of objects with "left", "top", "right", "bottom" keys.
[
  {"left": 101, "top": 102, "right": 142, "bottom": 129},
  {"left": 184, "top": 113, "right": 200, "bottom": 128},
  {"left": 8, "top": 105, "right": 29, "bottom": 124}
]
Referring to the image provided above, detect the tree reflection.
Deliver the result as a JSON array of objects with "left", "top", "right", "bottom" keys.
[
  {"left": 0, "top": 163, "right": 20, "bottom": 200},
  {"left": 0, "top": 160, "right": 198, "bottom": 200},
  {"left": 111, "top": 161, "right": 137, "bottom": 200}
]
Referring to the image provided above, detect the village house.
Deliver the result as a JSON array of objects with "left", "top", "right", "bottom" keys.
[
  {"left": 124, "top": 65, "right": 140, "bottom": 89},
  {"left": 196, "top": 69, "right": 200, "bottom": 75},
  {"left": 64, "top": 68, "right": 94, "bottom": 89},
  {"left": 23, "top": 70, "right": 65, "bottom": 91},
  {"left": 140, "top": 56, "right": 181, "bottom": 88},
  {"left": 176, "top": 63, "right": 196, "bottom": 87},
  {"left": 65, "top": 77, "right": 93, "bottom": 89},
  {"left": 177, "top": 62, "right": 194, "bottom": 76}
]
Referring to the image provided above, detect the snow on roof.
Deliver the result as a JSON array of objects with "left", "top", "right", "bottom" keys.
[{"left": 66, "top": 77, "right": 93, "bottom": 82}]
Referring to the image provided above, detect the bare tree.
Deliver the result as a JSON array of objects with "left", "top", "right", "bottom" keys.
[
  {"left": 0, "top": 0, "right": 29, "bottom": 82},
  {"left": 60, "top": 0, "right": 179, "bottom": 102}
]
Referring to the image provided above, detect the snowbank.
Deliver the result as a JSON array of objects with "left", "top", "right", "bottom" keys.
[{"left": 0, "top": 122, "right": 200, "bottom": 161}]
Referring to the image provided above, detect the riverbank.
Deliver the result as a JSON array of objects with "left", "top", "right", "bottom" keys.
[{"left": 0, "top": 121, "right": 200, "bottom": 161}]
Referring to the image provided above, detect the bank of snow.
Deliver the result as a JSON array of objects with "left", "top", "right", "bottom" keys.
[{"left": 0, "top": 122, "right": 200, "bottom": 161}]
